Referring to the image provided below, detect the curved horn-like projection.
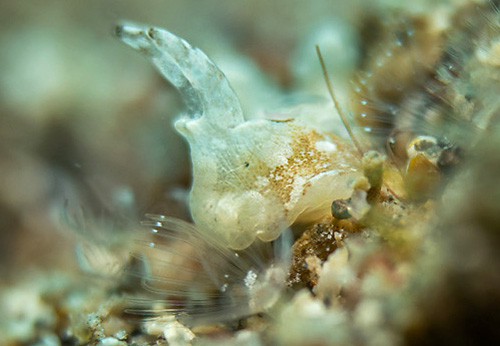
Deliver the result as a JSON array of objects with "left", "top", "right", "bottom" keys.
[{"left": 115, "top": 23, "right": 244, "bottom": 128}]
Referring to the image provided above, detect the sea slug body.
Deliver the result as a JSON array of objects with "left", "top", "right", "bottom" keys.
[{"left": 117, "top": 24, "right": 361, "bottom": 249}]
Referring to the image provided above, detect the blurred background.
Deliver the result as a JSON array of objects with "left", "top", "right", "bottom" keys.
[
  {"left": 5, "top": 1, "right": 500, "bottom": 345},
  {"left": 0, "top": 0, "right": 468, "bottom": 289},
  {"left": 0, "top": 0, "right": 376, "bottom": 280}
]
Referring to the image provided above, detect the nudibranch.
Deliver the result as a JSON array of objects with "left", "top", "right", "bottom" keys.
[{"left": 117, "top": 24, "right": 361, "bottom": 249}]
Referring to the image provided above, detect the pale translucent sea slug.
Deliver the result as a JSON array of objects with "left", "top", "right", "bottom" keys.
[{"left": 117, "top": 24, "right": 361, "bottom": 249}]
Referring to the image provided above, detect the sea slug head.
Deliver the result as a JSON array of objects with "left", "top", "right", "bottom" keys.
[{"left": 117, "top": 23, "right": 362, "bottom": 249}]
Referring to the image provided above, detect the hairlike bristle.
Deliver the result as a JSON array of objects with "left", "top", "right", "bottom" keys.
[
  {"left": 126, "top": 215, "right": 291, "bottom": 326},
  {"left": 352, "top": 3, "right": 500, "bottom": 160},
  {"left": 351, "top": 16, "right": 442, "bottom": 150}
]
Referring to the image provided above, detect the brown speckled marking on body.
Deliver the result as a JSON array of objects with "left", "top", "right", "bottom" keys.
[{"left": 269, "top": 128, "right": 356, "bottom": 206}]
